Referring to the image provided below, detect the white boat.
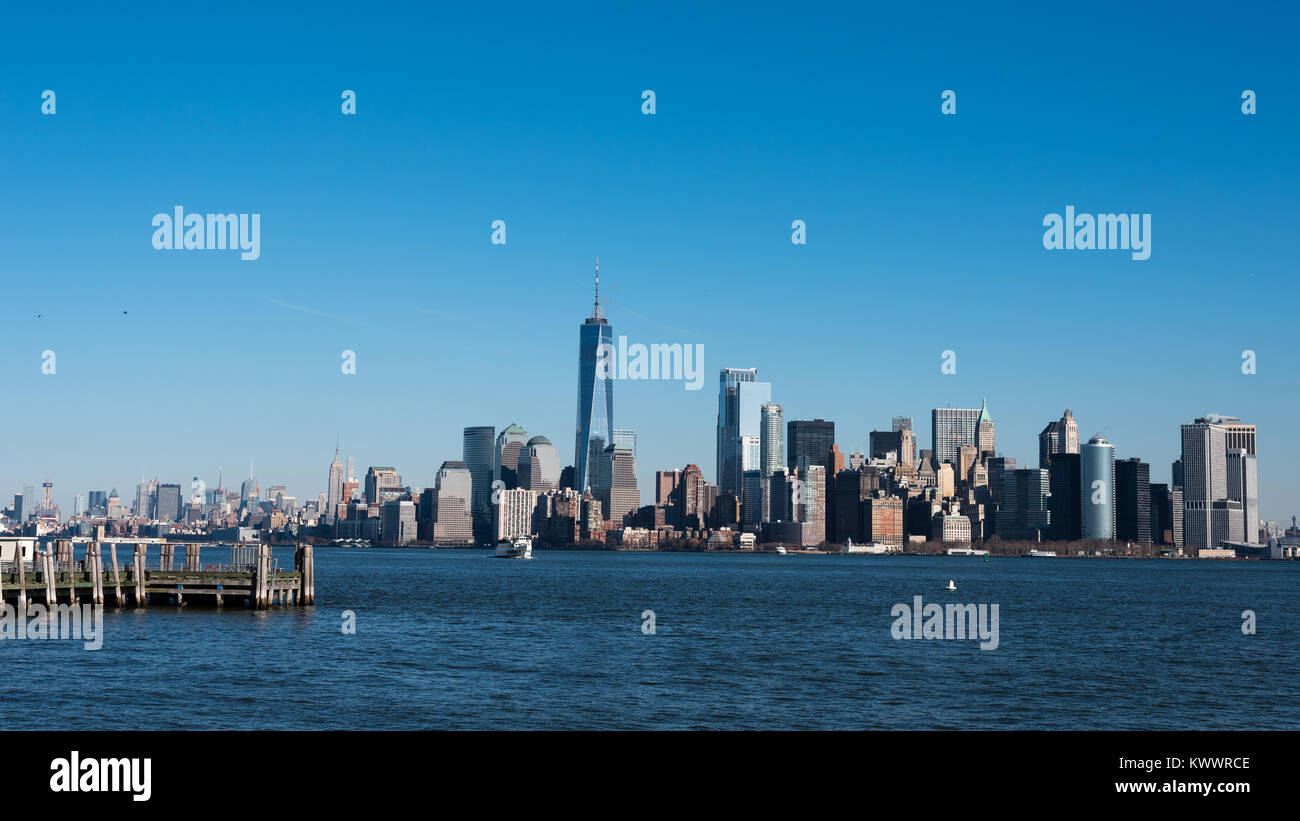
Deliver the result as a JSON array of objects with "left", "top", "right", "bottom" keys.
[
  {"left": 773, "top": 545, "right": 788, "bottom": 555},
  {"left": 945, "top": 579, "right": 957, "bottom": 591},
  {"left": 843, "top": 538, "right": 893, "bottom": 555},
  {"left": 495, "top": 537, "right": 533, "bottom": 559},
  {"left": 945, "top": 547, "right": 989, "bottom": 556},
  {"left": 1025, "top": 549, "right": 1057, "bottom": 557}
]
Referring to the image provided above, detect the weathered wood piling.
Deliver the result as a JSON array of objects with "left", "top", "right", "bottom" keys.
[{"left": 0, "top": 540, "right": 317, "bottom": 610}]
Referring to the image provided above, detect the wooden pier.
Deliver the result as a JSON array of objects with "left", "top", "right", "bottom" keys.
[{"left": 0, "top": 540, "right": 314, "bottom": 609}]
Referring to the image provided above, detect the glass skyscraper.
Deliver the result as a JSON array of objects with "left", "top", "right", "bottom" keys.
[
  {"left": 1081, "top": 435, "right": 1116, "bottom": 541},
  {"left": 575, "top": 262, "right": 613, "bottom": 493},
  {"left": 716, "top": 368, "right": 772, "bottom": 496}
]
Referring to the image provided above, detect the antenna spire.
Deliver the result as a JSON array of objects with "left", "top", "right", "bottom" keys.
[{"left": 594, "top": 258, "right": 601, "bottom": 319}]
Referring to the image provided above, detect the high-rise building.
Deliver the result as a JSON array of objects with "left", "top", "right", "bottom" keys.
[
  {"left": 431, "top": 461, "right": 474, "bottom": 545},
  {"left": 996, "top": 468, "right": 1051, "bottom": 541},
  {"left": 931, "top": 406, "right": 980, "bottom": 468},
  {"left": 976, "top": 398, "right": 995, "bottom": 458},
  {"left": 380, "top": 500, "right": 418, "bottom": 546},
  {"left": 463, "top": 425, "right": 496, "bottom": 544},
  {"left": 655, "top": 469, "right": 682, "bottom": 506},
  {"left": 1049, "top": 452, "right": 1081, "bottom": 541},
  {"left": 760, "top": 402, "right": 784, "bottom": 478},
  {"left": 364, "top": 467, "right": 402, "bottom": 506},
  {"left": 327, "top": 442, "right": 344, "bottom": 522},
  {"left": 1181, "top": 417, "right": 1234, "bottom": 550},
  {"left": 986, "top": 456, "right": 1017, "bottom": 508},
  {"left": 717, "top": 368, "right": 772, "bottom": 497},
  {"left": 575, "top": 261, "right": 614, "bottom": 493},
  {"left": 494, "top": 488, "right": 537, "bottom": 541},
  {"left": 1226, "top": 448, "right": 1259, "bottom": 544},
  {"left": 597, "top": 444, "right": 639, "bottom": 525},
  {"left": 1150, "top": 483, "right": 1173, "bottom": 545},
  {"left": 1115, "top": 458, "right": 1151, "bottom": 544},
  {"left": 677, "top": 464, "right": 710, "bottom": 530},
  {"left": 891, "top": 417, "right": 917, "bottom": 468},
  {"left": 154, "top": 483, "right": 182, "bottom": 523},
  {"left": 40, "top": 481, "right": 53, "bottom": 511},
  {"left": 73, "top": 494, "right": 84, "bottom": 517},
  {"left": 1081, "top": 436, "right": 1115, "bottom": 541},
  {"left": 495, "top": 424, "right": 528, "bottom": 488},
  {"left": 1038, "top": 405, "right": 1079, "bottom": 468},
  {"left": 786, "top": 418, "right": 834, "bottom": 475},
  {"left": 518, "top": 436, "right": 561, "bottom": 493},
  {"left": 612, "top": 429, "right": 637, "bottom": 459},
  {"left": 797, "top": 465, "right": 826, "bottom": 546}
]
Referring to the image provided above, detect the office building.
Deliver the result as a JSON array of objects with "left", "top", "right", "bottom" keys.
[
  {"left": 495, "top": 424, "right": 529, "bottom": 488},
  {"left": 518, "top": 436, "right": 561, "bottom": 494},
  {"left": 717, "top": 368, "right": 772, "bottom": 497},
  {"left": 1049, "top": 452, "right": 1081, "bottom": 541},
  {"left": 1115, "top": 458, "right": 1151, "bottom": 544},
  {"left": 463, "top": 425, "right": 496, "bottom": 543},
  {"left": 575, "top": 262, "right": 614, "bottom": 493},
  {"left": 786, "top": 418, "right": 834, "bottom": 475},
  {"left": 1081, "top": 436, "right": 1115, "bottom": 540},
  {"left": 931, "top": 406, "right": 980, "bottom": 468},
  {"left": 431, "top": 461, "right": 474, "bottom": 545},
  {"left": 996, "top": 468, "right": 1051, "bottom": 541}
]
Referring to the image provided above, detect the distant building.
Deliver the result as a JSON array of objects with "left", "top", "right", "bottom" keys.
[
  {"left": 787, "top": 418, "right": 834, "bottom": 475},
  {"left": 1226, "top": 448, "right": 1259, "bottom": 544},
  {"left": 597, "top": 444, "right": 639, "bottom": 525},
  {"left": 931, "top": 407, "right": 980, "bottom": 468},
  {"left": 518, "top": 436, "right": 561, "bottom": 494},
  {"left": 495, "top": 424, "right": 529, "bottom": 488},
  {"left": 718, "top": 368, "right": 771, "bottom": 497},
  {"left": 1115, "top": 458, "right": 1151, "bottom": 544},
  {"left": 1049, "top": 452, "right": 1082, "bottom": 541},
  {"left": 463, "top": 425, "right": 496, "bottom": 544},
  {"left": 1081, "top": 436, "right": 1115, "bottom": 541},
  {"left": 996, "top": 468, "right": 1051, "bottom": 541},
  {"left": 575, "top": 267, "right": 614, "bottom": 493},
  {"left": 364, "top": 467, "right": 402, "bottom": 506},
  {"left": 430, "top": 461, "right": 474, "bottom": 545},
  {"left": 380, "top": 500, "right": 417, "bottom": 546},
  {"left": 154, "top": 484, "right": 182, "bottom": 523},
  {"left": 494, "top": 488, "right": 537, "bottom": 541},
  {"left": 931, "top": 513, "right": 972, "bottom": 544}
]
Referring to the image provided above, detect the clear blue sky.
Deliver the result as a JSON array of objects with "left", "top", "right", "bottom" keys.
[{"left": 2, "top": 2, "right": 1297, "bottom": 523}]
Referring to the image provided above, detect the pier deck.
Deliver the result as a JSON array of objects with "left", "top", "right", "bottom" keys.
[{"left": 0, "top": 540, "right": 314, "bottom": 609}]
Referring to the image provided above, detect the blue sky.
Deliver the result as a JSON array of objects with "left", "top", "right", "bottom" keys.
[{"left": 2, "top": 2, "right": 1297, "bottom": 522}]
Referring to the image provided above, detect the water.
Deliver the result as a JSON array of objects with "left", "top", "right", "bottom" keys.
[{"left": 4, "top": 547, "right": 1297, "bottom": 729}]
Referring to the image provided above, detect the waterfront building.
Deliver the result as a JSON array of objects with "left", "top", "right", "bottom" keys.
[
  {"left": 931, "top": 513, "right": 972, "bottom": 544},
  {"left": 866, "top": 496, "right": 905, "bottom": 546},
  {"left": 798, "top": 465, "right": 826, "bottom": 546},
  {"left": 431, "top": 461, "right": 474, "bottom": 545},
  {"left": 1181, "top": 417, "right": 1240, "bottom": 550},
  {"left": 1115, "top": 458, "right": 1151, "bottom": 544},
  {"left": 996, "top": 468, "right": 1051, "bottom": 541},
  {"left": 1226, "top": 448, "right": 1259, "bottom": 544},
  {"left": 494, "top": 488, "right": 537, "bottom": 541},
  {"left": 717, "top": 368, "right": 771, "bottom": 497},
  {"left": 1081, "top": 436, "right": 1116, "bottom": 541},
  {"left": 463, "top": 425, "right": 496, "bottom": 543},
  {"left": 380, "top": 499, "right": 417, "bottom": 546},
  {"left": 1048, "top": 452, "right": 1081, "bottom": 541},
  {"left": 364, "top": 467, "right": 402, "bottom": 506},
  {"left": 597, "top": 444, "right": 639, "bottom": 525},
  {"left": 575, "top": 262, "right": 614, "bottom": 493}
]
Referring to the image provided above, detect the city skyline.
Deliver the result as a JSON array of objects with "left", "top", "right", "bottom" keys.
[{"left": 2, "top": 5, "right": 1296, "bottom": 522}]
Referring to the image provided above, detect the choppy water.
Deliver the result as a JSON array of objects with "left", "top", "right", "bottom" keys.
[{"left": 3, "top": 546, "right": 1296, "bottom": 729}]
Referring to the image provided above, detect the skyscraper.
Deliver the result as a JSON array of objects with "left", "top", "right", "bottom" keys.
[
  {"left": 786, "top": 418, "right": 834, "bottom": 476},
  {"left": 327, "top": 441, "right": 344, "bottom": 522},
  {"left": 1226, "top": 447, "right": 1258, "bottom": 544},
  {"left": 431, "top": 461, "right": 474, "bottom": 545},
  {"left": 612, "top": 429, "right": 637, "bottom": 459},
  {"left": 463, "top": 425, "right": 496, "bottom": 543},
  {"left": 1181, "top": 416, "right": 1236, "bottom": 550},
  {"left": 1039, "top": 405, "right": 1079, "bottom": 468},
  {"left": 518, "top": 436, "right": 561, "bottom": 493},
  {"left": 996, "top": 468, "right": 1051, "bottom": 541},
  {"left": 1115, "top": 457, "right": 1151, "bottom": 544},
  {"left": 975, "top": 398, "right": 995, "bottom": 458},
  {"left": 1081, "top": 436, "right": 1115, "bottom": 541},
  {"left": 596, "top": 443, "right": 639, "bottom": 525},
  {"left": 717, "top": 368, "right": 772, "bottom": 496},
  {"left": 931, "top": 406, "right": 980, "bottom": 468},
  {"left": 495, "top": 424, "right": 528, "bottom": 488},
  {"left": 760, "top": 402, "right": 784, "bottom": 478},
  {"left": 575, "top": 260, "right": 614, "bottom": 493},
  {"left": 364, "top": 467, "right": 402, "bottom": 505}
]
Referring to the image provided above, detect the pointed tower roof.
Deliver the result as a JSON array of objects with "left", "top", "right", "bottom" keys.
[{"left": 977, "top": 397, "right": 992, "bottom": 424}]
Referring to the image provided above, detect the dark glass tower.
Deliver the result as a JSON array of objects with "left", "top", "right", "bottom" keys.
[{"left": 575, "top": 260, "right": 614, "bottom": 493}]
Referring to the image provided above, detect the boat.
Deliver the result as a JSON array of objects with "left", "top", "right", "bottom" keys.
[
  {"left": 495, "top": 536, "right": 533, "bottom": 559},
  {"left": 945, "top": 579, "right": 957, "bottom": 591},
  {"left": 1025, "top": 549, "right": 1058, "bottom": 557},
  {"left": 773, "top": 545, "right": 788, "bottom": 555},
  {"left": 945, "top": 547, "right": 989, "bottom": 556},
  {"left": 843, "top": 538, "right": 894, "bottom": 555}
]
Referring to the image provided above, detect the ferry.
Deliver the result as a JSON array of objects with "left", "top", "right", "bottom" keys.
[
  {"left": 945, "top": 547, "right": 989, "bottom": 556},
  {"left": 495, "top": 536, "right": 533, "bottom": 559},
  {"left": 1025, "top": 549, "right": 1058, "bottom": 557},
  {"left": 843, "top": 538, "right": 894, "bottom": 555},
  {"left": 773, "top": 545, "right": 788, "bottom": 555}
]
